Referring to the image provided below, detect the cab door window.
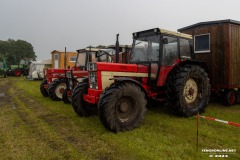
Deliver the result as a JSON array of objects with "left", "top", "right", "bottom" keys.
[{"left": 162, "top": 36, "right": 178, "bottom": 65}]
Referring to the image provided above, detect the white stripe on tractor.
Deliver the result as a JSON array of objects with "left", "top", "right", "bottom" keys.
[{"left": 101, "top": 71, "right": 156, "bottom": 89}]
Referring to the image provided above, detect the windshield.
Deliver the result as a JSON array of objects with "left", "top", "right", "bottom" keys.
[
  {"left": 75, "top": 52, "right": 86, "bottom": 67},
  {"left": 131, "top": 35, "right": 159, "bottom": 63},
  {"left": 96, "top": 49, "right": 115, "bottom": 62}
]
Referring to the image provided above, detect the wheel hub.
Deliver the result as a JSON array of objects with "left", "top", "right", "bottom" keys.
[
  {"left": 56, "top": 83, "right": 66, "bottom": 99},
  {"left": 120, "top": 103, "right": 129, "bottom": 112},
  {"left": 116, "top": 97, "right": 134, "bottom": 122},
  {"left": 189, "top": 88, "right": 194, "bottom": 96},
  {"left": 60, "top": 88, "right": 65, "bottom": 93},
  {"left": 184, "top": 78, "right": 198, "bottom": 104}
]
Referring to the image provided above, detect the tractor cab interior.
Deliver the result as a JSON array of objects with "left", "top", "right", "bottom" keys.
[{"left": 96, "top": 49, "right": 116, "bottom": 62}]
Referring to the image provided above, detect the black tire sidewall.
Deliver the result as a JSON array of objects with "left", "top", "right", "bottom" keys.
[
  {"left": 40, "top": 79, "right": 48, "bottom": 97},
  {"left": 167, "top": 65, "right": 210, "bottom": 117},
  {"left": 98, "top": 83, "right": 147, "bottom": 132}
]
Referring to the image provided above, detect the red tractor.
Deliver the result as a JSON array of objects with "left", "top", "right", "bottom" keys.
[
  {"left": 63, "top": 45, "right": 131, "bottom": 103},
  {"left": 40, "top": 47, "right": 100, "bottom": 100},
  {"left": 72, "top": 28, "right": 210, "bottom": 132}
]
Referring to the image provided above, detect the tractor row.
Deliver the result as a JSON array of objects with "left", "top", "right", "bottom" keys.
[{"left": 40, "top": 20, "right": 240, "bottom": 132}]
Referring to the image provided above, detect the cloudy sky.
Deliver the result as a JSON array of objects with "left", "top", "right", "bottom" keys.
[{"left": 1, "top": 0, "right": 240, "bottom": 60}]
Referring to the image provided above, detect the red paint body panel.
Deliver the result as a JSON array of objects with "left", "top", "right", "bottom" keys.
[
  {"left": 71, "top": 70, "right": 88, "bottom": 78},
  {"left": 97, "top": 62, "right": 138, "bottom": 72},
  {"left": 84, "top": 89, "right": 102, "bottom": 104},
  {"left": 43, "top": 67, "right": 82, "bottom": 90},
  {"left": 157, "top": 59, "right": 181, "bottom": 86}
]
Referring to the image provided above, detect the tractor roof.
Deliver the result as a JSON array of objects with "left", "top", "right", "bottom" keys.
[
  {"left": 76, "top": 47, "right": 100, "bottom": 53},
  {"left": 133, "top": 28, "right": 192, "bottom": 40},
  {"left": 160, "top": 28, "right": 192, "bottom": 39},
  {"left": 107, "top": 45, "right": 132, "bottom": 49}
]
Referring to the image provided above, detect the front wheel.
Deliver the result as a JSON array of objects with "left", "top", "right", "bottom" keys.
[
  {"left": 166, "top": 65, "right": 210, "bottom": 117},
  {"left": 71, "top": 82, "right": 96, "bottom": 116},
  {"left": 48, "top": 78, "right": 67, "bottom": 101},
  {"left": 40, "top": 79, "right": 49, "bottom": 97},
  {"left": 98, "top": 83, "right": 147, "bottom": 132}
]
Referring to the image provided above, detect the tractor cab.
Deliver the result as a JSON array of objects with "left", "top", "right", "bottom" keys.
[
  {"left": 73, "top": 47, "right": 100, "bottom": 70},
  {"left": 131, "top": 28, "right": 193, "bottom": 86}
]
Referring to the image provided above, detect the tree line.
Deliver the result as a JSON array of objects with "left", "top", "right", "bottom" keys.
[{"left": 0, "top": 39, "right": 36, "bottom": 65}]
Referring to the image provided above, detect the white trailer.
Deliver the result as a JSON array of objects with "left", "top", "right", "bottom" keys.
[{"left": 27, "top": 59, "right": 52, "bottom": 80}]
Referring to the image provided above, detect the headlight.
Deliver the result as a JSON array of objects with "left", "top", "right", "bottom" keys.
[
  {"left": 87, "top": 63, "right": 97, "bottom": 71},
  {"left": 90, "top": 83, "right": 98, "bottom": 89},
  {"left": 89, "top": 71, "right": 98, "bottom": 89}
]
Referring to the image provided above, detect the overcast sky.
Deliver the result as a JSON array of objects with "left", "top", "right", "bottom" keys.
[{"left": 1, "top": 0, "right": 240, "bottom": 60}]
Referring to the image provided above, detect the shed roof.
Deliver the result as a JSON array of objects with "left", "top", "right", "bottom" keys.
[{"left": 178, "top": 19, "right": 240, "bottom": 31}]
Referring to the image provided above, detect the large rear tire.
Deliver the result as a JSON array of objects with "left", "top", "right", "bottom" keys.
[
  {"left": 71, "top": 82, "right": 96, "bottom": 116},
  {"left": 98, "top": 83, "right": 147, "bottom": 132},
  {"left": 40, "top": 79, "right": 49, "bottom": 97},
  {"left": 166, "top": 65, "right": 210, "bottom": 117},
  {"left": 48, "top": 78, "right": 67, "bottom": 101}
]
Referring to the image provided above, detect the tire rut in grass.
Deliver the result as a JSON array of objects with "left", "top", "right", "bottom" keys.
[
  {"left": 10, "top": 87, "right": 120, "bottom": 160},
  {"left": 8, "top": 89, "right": 85, "bottom": 159}
]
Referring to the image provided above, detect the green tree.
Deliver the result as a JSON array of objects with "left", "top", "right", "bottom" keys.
[{"left": 0, "top": 39, "right": 36, "bottom": 65}]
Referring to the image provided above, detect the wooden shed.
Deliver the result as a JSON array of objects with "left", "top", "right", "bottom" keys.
[
  {"left": 51, "top": 50, "right": 77, "bottom": 69},
  {"left": 178, "top": 19, "right": 240, "bottom": 90}
]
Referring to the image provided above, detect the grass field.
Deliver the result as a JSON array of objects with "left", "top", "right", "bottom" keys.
[{"left": 0, "top": 77, "right": 239, "bottom": 159}]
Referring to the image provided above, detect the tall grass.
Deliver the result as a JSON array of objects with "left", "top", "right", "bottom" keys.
[{"left": 0, "top": 77, "right": 239, "bottom": 159}]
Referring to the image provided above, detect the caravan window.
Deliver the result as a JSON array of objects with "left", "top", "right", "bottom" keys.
[{"left": 194, "top": 33, "right": 210, "bottom": 53}]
